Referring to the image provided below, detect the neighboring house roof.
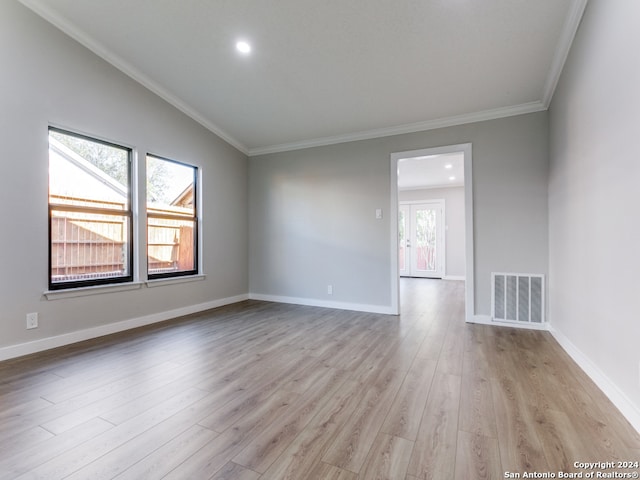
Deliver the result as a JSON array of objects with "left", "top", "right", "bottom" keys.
[
  {"left": 50, "top": 137, "right": 195, "bottom": 210},
  {"left": 49, "top": 137, "right": 127, "bottom": 202},
  {"left": 171, "top": 183, "right": 194, "bottom": 208}
]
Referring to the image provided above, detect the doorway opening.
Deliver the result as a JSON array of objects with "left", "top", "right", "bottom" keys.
[{"left": 389, "top": 143, "right": 474, "bottom": 321}]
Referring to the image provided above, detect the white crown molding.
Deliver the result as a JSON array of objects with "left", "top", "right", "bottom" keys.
[
  {"left": 248, "top": 101, "right": 546, "bottom": 156},
  {"left": 18, "top": 0, "right": 249, "bottom": 156},
  {"left": 542, "top": 0, "right": 589, "bottom": 107},
  {"left": 20, "top": 0, "right": 586, "bottom": 158}
]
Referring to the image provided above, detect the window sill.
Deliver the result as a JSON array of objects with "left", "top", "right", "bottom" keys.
[
  {"left": 146, "top": 274, "right": 206, "bottom": 288},
  {"left": 44, "top": 274, "right": 206, "bottom": 300},
  {"left": 45, "top": 282, "right": 144, "bottom": 300}
]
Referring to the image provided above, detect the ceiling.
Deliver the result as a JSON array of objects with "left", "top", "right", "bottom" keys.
[
  {"left": 398, "top": 152, "right": 464, "bottom": 190},
  {"left": 19, "top": 0, "right": 587, "bottom": 156}
]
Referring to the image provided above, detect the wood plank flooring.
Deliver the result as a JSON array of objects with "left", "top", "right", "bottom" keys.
[{"left": 1, "top": 279, "right": 639, "bottom": 479}]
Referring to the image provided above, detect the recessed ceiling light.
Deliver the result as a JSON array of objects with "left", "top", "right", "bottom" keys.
[
  {"left": 236, "top": 41, "right": 251, "bottom": 54},
  {"left": 444, "top": 164, "right": 453, "bottom": 169},
  {"left": 449, "top": 176, "right": 456, "bottom": 181}
]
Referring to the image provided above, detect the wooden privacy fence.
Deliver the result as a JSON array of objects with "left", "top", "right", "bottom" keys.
[
  {"left": 50, "top": 195, "right": 194, "bottom": 281},
  {"left": 147, "top": 216, "right": 194, "bottom": 274}
]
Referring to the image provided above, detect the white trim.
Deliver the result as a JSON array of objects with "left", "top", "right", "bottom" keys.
[
  {"left": 467, "top": 314, "right": 493, "bottom": 325},
  {"left": 45, "top": 282, "right": 144, "bottom": 300},
  {"left": 0, "top": 294, "right": 249, "bottom": 362},
  {"left": 463, "top": 145, "right": 474, "bottom": 322},
  {"left": 390, "top": 143, "right": 474, "bottom": 319},
  {"left": 197, "top": 165, "right": 205, "bottom": 275},
  {"left": 21, "top": 0, "right": 585, "bottom": 158},
  {"left": 18, "top": 0, "right": 248, "bottom": 155},
  {"left": 45, "top": 274, "right": 208, "bottom": 299},
  {"left": 250, "top": 103, "right": 543, "bottom": 156},
  {"left": 490, "top": 320, "right": 548, "bottom": 331},
  {"left": 549, "top": 325, "right": 640, "bottom": 434},
  {"left": 399, "top": 184, "right": 464, "bottom": 192},
  {"left": 468, "top": 314, "right": 549, "bottom": 331},
  {"left": 20, "top": 0, "right": 585, "bottom": 158},
  {"left": 133, "top": 147, "right": 144, "bottom": 283},
  {"left": 146, "top": 274, "right": 206, "bottom": 288},
  {"left": 249, "top": 293, "right": 394, "bottom": 315},
  {"left": 399, "top": 199, "right": 445, "bottom": 206},
  {"left": 541, "top": 0, "right": 589, "bottom": 106},
  {"left": 390, "top": 154, "right": 401, "bottom": 314},
  {"left": 443, "top": 275, "right": 465, "bottom": 281}
]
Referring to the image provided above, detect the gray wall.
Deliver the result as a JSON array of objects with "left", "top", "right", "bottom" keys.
[
  {"left": 0, "top": 0, "right": 551, "bottom": 354},
  {"left": 399, "top": 187, "right": 466, "bottom": 278},
  {"left": 0, "top": 1, "right": 248, "bottom": 350},
  {"left": 549, "top": 0, "right": 640, "bottom": 411},
  {"left": 250, "top": 112, "right": 549, "bottom": 315}
]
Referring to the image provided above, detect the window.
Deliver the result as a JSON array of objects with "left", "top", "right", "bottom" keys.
[
  {"left": 48, "top": 128, "right": 133, "bottom": 289},
  {"left": 47, "top": 128, "right": 200, "bottom": 292},
  {"left": 146, "top": 154, "right": 198, "bottom": 279}
]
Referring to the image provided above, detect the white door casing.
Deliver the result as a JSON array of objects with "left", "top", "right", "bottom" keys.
[{"left": 390, "top": 143, "right": 473, "bottom": 320}]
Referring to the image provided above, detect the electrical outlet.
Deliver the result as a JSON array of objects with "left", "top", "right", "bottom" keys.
[
  {"left": 327, "top": 284, "right": 333, "bottom": 295},
  {"left": 26, "top": 312, "right": 38, "bottom": 329}
]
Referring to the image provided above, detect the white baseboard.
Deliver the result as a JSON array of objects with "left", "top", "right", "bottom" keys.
[
  {"left": 444, "top": 275, "right": 465, "bottom": 281},
  {"left": 467, "top": 314, "right": 549, "bottom": 331},
  {"left": 0, "top": 294, "right": 249, "bottom": 362},
  {"left": 467, "top": 314, "right": 492, "bottom": 324},
  {"left": 549, "top": 325, "right": 640, "bottom": 434},
  {"left": 466, "top": 316, "right": 640, "bottom": 432},
  {"left": 249, "top": 293, "right": 394, "bottom": 315}
]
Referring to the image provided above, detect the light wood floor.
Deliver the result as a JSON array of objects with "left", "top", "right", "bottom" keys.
[{"left": 1, "top": 279, "right": 639, "bottom": 479}]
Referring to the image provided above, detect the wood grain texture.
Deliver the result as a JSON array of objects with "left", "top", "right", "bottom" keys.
[
  {"left": 458, "top": 373, "right": 497, "bottom": 439},
  {"left": 162, "top": 389, "right": 297, "bottom": 480},
  {"left": 407, "top": 373, "right": 462, "bottom": 480},
  {"left": 0, "top": 279, "right": 638, "bottom": 479},
  {"left": 209, "top": 462, "right": 261, "bottom": 480},
  {"left": 321, "top": 362, "right": 406, "bottom": 472},
  {"left": 380, "top": 355, "right": 437, "bottom": 441},
  {"left": 453, "top": 431, "right": 502, "bottom": 480},
  {"left": 0, "top": 418, "right": 114, "bottom": 480},
  {"left": 90, "top": 425, "right": 218, "bottom": 480},
  {"left": 233, "top": 366, "right": 348, "bottom": 473},
  {"left": 358, "top": 433, "right": 414, "bottom": 480},
  {"left": 307, "top": 462, "right": 358, "bottom": 480},
  {"left": 491, "top": 375, "right": 550, "bottom": 473},
  {"left": 530, "top": 408, "right": 587, "bottom": 473},
  {"left": 259, "top": 380, "right": 362, "bottom": 480}
]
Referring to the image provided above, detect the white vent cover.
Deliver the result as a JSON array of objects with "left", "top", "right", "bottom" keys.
[{"left": 491, "top": 273, "right": 545, "bottom": 324}]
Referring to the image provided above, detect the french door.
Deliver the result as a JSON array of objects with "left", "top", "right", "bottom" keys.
[{"left": 399, "top": 201, "right": 444, "bottom": 278}]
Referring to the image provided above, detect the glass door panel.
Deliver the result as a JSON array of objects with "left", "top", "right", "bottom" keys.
[
  {"left": 415, "top": 207, "right": 437, "bottom": 274},
  {"left": 399, "top": 206, "right": 409, "bottom": 276},
  {"left": 400, "top": 201, "right": 444, "bottom": 279}
]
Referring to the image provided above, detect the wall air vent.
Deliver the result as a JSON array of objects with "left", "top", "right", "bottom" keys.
[{"left": 491, "top": 273, "right": 544, "bottom": 324}]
